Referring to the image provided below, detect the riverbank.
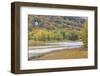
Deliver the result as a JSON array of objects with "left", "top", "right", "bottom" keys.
[{"left": 31, "top": 48, "right": 88, "bottom": 60}]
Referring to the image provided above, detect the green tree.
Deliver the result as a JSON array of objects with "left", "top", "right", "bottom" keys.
[{"left": 69, "top": 30, "right": 79, "bottom": 41}]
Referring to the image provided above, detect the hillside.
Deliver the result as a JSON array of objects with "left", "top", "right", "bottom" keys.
[{"left": 28, "top": 15, "right": 87, "bottom": 31}]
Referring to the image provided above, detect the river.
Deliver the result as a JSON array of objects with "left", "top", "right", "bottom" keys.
[{"left": 28, "top": 41, "right": 83, "bottom": 60}]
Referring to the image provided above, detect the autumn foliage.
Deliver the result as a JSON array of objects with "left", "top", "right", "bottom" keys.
[
  {"left": 28, "top": 28, "right": 80, "bottom": 42},
  {"left": 81, "top": 21, "right": 88, "bottom": 47}
]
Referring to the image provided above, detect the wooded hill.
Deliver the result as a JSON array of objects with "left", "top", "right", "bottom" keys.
[{"left": 28, "top": 15, "right": 87, "bottom": 31}]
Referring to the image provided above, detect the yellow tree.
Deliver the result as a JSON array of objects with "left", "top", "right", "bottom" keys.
[{"left": 81, "top": 21, "right": 88, "bottom": 48}]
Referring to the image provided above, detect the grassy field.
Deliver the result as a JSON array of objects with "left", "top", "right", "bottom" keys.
[{"left": 34, "top": 48, "right": 88, "bottom": 60}]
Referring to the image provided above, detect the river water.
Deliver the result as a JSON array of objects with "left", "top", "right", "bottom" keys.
[{"left": 28, "top": 41, "right": 83, "bottom": 60}]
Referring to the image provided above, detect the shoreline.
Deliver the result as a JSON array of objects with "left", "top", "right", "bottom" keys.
[{"left": 29, "top": 48, "right": 88, "bottom": 60}]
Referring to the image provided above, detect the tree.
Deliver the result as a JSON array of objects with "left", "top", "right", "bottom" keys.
[
  {"left": 55, "top": 31, "right": 63, "bottom": 40},
  {"left": 69, "top": 30, "right": 79, "bottom": 41},
  {"left": 81, "top": 21, "right": 88, "bottom": 48}
]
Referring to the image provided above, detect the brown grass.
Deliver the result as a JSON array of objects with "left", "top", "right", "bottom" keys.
[{"left": 35, "top": 48, "right": 88, "bottom": 60}]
